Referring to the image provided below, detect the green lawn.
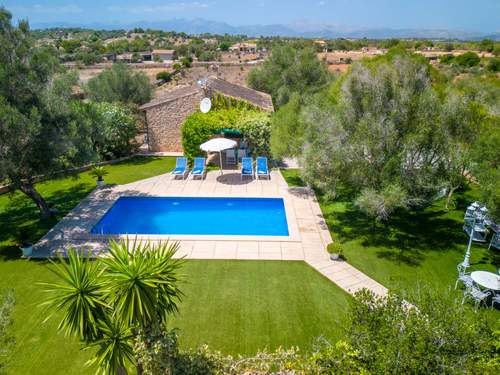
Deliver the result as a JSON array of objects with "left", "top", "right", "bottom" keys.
[
  {"left": 0, "top": 259, "right": 349, "bottom": 374},
  {"left": 0, "top": 156, "right": 175, "bottom": 257},
  {"left": 0, "top": 158, "right": 351, "bottom": 374},
  {"left": 281, "top": 169, "right": 500, "bottom": 293}
]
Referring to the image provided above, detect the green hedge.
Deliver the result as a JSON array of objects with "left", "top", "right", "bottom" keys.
[{"left": 181, "top": 108, "right": 271, "bottom": 161}]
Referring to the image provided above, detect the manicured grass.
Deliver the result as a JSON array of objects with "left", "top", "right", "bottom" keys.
[
  {"left": 0, "top": 156, "right": 175, "bottom": 257},
  {"left": 280, "top": 169, "right": 306, "bottom": 187},
  {"left": 281, "top": 169, "right": 500, "bottom": 293},
  {"left": 0, "top": 259, "right": 349, "bottom": 374},
  {"left": 171, "top": 260, "right": 349, "bottom": 355},
  {"left": 0, "top": 159, "right": 350, "bottom": 374}
]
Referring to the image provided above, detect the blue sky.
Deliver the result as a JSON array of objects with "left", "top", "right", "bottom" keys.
[{"left": 3, "top": 0, "right": 500, "bottom": 31}]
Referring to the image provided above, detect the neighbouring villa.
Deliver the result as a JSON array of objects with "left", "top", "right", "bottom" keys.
[{"left": 139, "top": 76, "right": 274, "bottom": 152}]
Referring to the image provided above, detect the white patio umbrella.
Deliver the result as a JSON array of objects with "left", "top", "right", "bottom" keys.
[{"left": 200, "top": 138, "right": 237, "bottom": 174}]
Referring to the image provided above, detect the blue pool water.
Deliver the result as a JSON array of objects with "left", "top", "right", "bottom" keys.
[{"left": 91, "top": 196, "right": 289, "bottom": 236}]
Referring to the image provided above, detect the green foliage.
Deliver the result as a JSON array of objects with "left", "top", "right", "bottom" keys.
[
  {"left": 454, "top": 51, "right": 481, "bottom": 67},
  {"left": 300, "top": 53, "right": 484, "bottom": 218},
  {"left": 247, "top": 45, "right": 330, "bottom": 107},
  {"left": 211, "top": 93, "right": 257, "bottom": 111},
  {"left": 0, "top": 8, "right": 96, "bottom": 218},
  {"left": 326, "top": 242, "right": 343, "bottom": 256},
  {"left": 0, "top": 289, "right": 15, "bottom": 371},
  {"left": 60, "top": 39, "right": 81, "bottom": 53},
  {"left": 181, "top": 56, "right": 192, "bottom": 68},
  {"left": 181, "top": 108, "right": 271, "bottom": 161},
  {"left": 85, "top": 63, "right": 153, "bottom": 105},
  {"left": 40, "top": 239, "right": 184, "bottom": 374},
  {"left": 440, "top": 54, "right": 455, "bottom": 64},
  {"left": 487, "top": 57, "right": 500, "bottom": 72},
  {"left": 155, "top": 71, "right": 172, "bottom": 82},
  {"left": 269, "top": 94, "right": 303, "bottom": 158},
  {"left": 343, "top": 288, "right": 499, "bottom": 374},
  {"left": 89, "top": 166, "right": 108, "bottom": 181},
  {"left": 72, "top": 101, "right": 139, "bottom": 159},
  {"left": 218, "top": 41, "right": 231, "bottom": 51}
]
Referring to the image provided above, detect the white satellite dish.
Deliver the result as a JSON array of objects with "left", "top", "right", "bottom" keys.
[{"left": 200, "top": 97, "right": 212, "bottom": 113}]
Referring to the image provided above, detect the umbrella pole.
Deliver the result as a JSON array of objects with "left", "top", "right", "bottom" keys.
[{"left": 219, "top": 151, "right": 223, "bottom": 175}]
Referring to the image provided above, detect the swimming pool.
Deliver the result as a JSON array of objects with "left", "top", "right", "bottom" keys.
[{"left": 91, "top": 196, "right": 289, "bottom": 236}]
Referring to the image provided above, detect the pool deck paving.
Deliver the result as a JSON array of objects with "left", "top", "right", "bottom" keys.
[{"left": 32, "top": 169, "right": 388, "bottom": 297}]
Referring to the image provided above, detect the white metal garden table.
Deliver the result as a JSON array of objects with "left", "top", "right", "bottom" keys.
[{"left": 471, "top": 271, "right": 500, "bottom": 291}]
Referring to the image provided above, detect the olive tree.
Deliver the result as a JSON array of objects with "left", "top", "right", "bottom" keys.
[{"left": 0, "top": 9, "right": 96, "bottom": 219}]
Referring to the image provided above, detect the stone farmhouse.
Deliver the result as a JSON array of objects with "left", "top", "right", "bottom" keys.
[{"left": 140, "top": 77, "right": 274, "bottom": 152}]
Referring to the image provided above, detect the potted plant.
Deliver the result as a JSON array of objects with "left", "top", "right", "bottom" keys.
[
  {"left": 90, "top": 166, "right": 108, "bottom": 187},
  {"left": 327, "top": 242, "right": 344, "bottom": 261}
]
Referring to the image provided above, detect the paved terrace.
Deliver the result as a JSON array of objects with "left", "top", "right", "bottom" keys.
[{"left": 32, "top": 170, "right": 388, "bottom": 297}]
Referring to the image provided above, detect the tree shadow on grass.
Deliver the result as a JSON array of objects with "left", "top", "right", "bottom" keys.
[
  {"left": 322, "top": 198, "right": 471, "bottom": 268},
  {"left": 0, "top": 183, "right": 93, "bottom": 261}
]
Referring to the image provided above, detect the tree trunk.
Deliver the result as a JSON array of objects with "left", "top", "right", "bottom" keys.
[
  {"left": 19, "top": 182, "right": 52, "bottom": 219},
  {"left": 445, "top": 186, "right": 458, "bottom": 211}
]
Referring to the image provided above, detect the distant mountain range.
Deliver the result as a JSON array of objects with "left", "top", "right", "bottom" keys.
[{"left": 30, "top": 18, "right": 500, "bottom": 41}]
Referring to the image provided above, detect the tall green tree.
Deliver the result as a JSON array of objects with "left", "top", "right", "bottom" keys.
[
  {"left": 247, "top": 46, "right": 330, "bottom": 107},
  {"left": 300, "top": 53, "right": 483, "bottom": 220},
  {"left": 41, "top": 240, "right": 183, "bottom": 375},
  {"left": 0, "top": 8, "right": 95, "bottom": 219},
  {"left": 85, "top": 63, "right": 153, "bottom": 106}
]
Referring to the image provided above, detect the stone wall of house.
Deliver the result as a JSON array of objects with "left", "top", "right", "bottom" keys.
[{"left": 146, "top": 91, "right": 203, "bottom": 152}]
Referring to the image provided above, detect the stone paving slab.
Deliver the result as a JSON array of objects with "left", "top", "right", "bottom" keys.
[{"left": 31, "top": 169, "right": 388, "bottom": 297}]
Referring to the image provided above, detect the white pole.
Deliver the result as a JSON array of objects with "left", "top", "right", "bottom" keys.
[
  {"left": 461, "top": 215, "right": 476, "bottom": 269},
  {"left": 219, "top": 151, "right": 223, "bottom": 175}
]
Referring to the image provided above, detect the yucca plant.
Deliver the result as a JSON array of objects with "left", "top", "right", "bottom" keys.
[
  {"left": 90, "top": 166, "right": 109, "bottom": 185},
  {"left": 40, "top": 239, "right": 184, "bottom": 374}
]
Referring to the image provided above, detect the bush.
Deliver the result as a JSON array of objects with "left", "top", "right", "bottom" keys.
[
  {"left": 454, "top": 52, "right": 481, "bottom": 67},
  {"left": 181, "top": 56, "right": 192, "bottom": 68},
  {"left": 181, "top": 108, "right": 271, "bottom": 161},
  {"left": 487, "top": 57, "right": 500, "bottom": 72},
  {"left": 327, "top": 242, "right": 344, "bottom": 258},
  {"left": 84, "top": 63, "right": 153, "bottom": 105},
  {"left": 156, "top": 71, "right": 172, "bottom": 82},
  {"left": 73, "top": 101, "right": 139, "bottom": 159},
  {"left": 440, "top": 54, "right": 455, "bottom": 64}
]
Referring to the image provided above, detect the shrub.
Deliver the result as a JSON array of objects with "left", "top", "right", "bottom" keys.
[
  {"left": 181, "top": 56, "right": 192, "bottom": 68},
  {"left": 440, "top": 54, "right": 455, "bottom": 64},
  {"left": 156, "top": 71, "right": 172, "bottom": 82},
  {"left": 73, "top": 101, "right": 139, "bottom": 159},
  {"left": 454, "top": 52, "right": 481, "bottom": 67},
  {"left": 181, "top": 108, "right": 271, "bottom": 161},
  {"left": 487, "top": 57, "right": 500, "bottom": 72},
  {"left": 89, "top": 166, "right": 108, "bottom": 181},
  {"left": 84, "top": 63, "right": 153, "bottom": 105},
  {"left": 327, "top": 242, "right": 343, "bottom": 256}
]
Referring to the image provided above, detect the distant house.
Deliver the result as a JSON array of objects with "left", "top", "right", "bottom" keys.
[
  {"left": 229, "top": 42, "right": 257, "bottom": 54},
  {"left": 152, "top": 49, "right": 176, "bottom": 61},
  {"left": 139, "top": 77, "right": 273, "bottom": 152},
  {"left": 116, "top": 53, "right": 133, "bottom": 63}
]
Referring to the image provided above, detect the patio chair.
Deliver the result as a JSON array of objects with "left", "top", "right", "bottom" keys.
[
  {"left": 237, "top": 148, "right": 247, "bottom": 162},
  {"left": 241, "top": 157, "right": 254, "bottom": 180},
  {"left": 171, "top": 157, "right": 189, "bottom": 179},
  {"left": 225, "top": 149, "right": 237, "bottom": 165},
  {"left": 492, "top": 294, "right": 500, "bottom": 308},
  {"left": 256, "top": 156, "right": 270, "bottom": 180},
  {"left": 190, "top": 157, "right": 206, "bottom": 180},
  {"left": 462, "top": 285, "right": 491, "bottom": 308},
  {"left": 489, "top": 232, "right": 500, "bottom": 250},
  {"left": 455, "top": 263, "right": 473, "bottom": 290}
]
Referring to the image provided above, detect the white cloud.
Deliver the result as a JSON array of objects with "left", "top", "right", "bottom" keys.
[
  {"left": 107, "top": 2, "right": 210, "bottom": 14},
  {"left": 317, "top": 1, "right": 326, "bottom": 6}
]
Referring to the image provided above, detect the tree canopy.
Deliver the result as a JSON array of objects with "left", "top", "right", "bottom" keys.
[
  {"left": 85, "top": 63, "right": 153, "bottom": 106},
  {"left": 247, "top": 45, "right": 331, "bottom": 108},
  {"left": 0, "top": 8, "right": 95, "bottom": 218}
]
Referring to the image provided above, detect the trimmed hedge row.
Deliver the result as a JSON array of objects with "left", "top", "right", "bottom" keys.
[{"left": 181, "top": 108, "right": 271, "bottom": 162}]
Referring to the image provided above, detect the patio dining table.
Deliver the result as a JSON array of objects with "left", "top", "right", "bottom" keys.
[{"left": 471, "top": 271, "right": 500, "bottom": 291}]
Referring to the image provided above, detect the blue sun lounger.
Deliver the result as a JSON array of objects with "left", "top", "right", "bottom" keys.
[
  {"left": 241, "top": 157, "right": 254, "bottom": 180},
  {"left": 191, "top": 157, "right": 206, "bottom": 179},
  {"left": 171, "top": 157, "right": 188, "bottom": 179},
  {"left": 256, "top": 156, "right": 270, "bottom": 179}
]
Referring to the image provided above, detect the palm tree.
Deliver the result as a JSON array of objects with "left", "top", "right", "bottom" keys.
[
  {"left": 40, "top": 250, "right": 107, "bottom": 342},
  {"left": 102, "top": 239, "right": 184, "bottom": 330},
  {"left": 40, "top": 239, "right": 184, "bottom": 375}
]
